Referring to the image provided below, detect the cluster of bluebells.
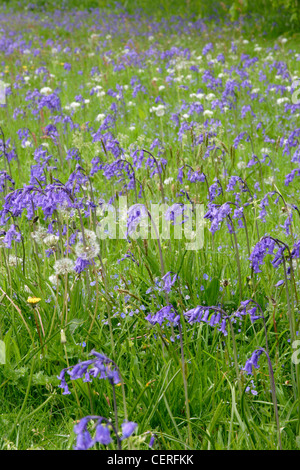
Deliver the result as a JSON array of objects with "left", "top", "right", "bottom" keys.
[
  {"left": 57, "top": 350, "right": 120, "bottom": 395},
  {"left": 249, "top": 237, "right": 285, "bottom": 273},
  {"left": 145, "top": 304, "right": 180, "bottom": 327},
  {"left": 73, "top": 415, "right": 137, "bottom": 450}
]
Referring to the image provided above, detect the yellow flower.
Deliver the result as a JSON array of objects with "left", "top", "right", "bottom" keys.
[{"left": 27, "top": 297, "right": 41, "bottom": 305}]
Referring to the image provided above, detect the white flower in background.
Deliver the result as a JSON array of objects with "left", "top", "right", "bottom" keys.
[
  {"left": 237, "top": 161, "right": 247, "bottom": 170},
  {"left": 206, "top": 93, "right": 216, "bottom": 101},
  {"left": 49, "top": 274, "right": 59, "bottom": 285},
  {"left": 95, "top": 113, "right": 105, "bottom": 122},
  {"left": 31, "top": 227, "right": 48, "bottom": 245},
  {"left": 40, "top": 87, "right": 52, "bottom": 95},
  {"left": 78, "top": 230, "right": 97, "bottom": 244},
  {"left": 265, "top": 176, "right": 275, "bottom": 185},
  {"left": 43, "top": 234, "right": 59, "bottom": 247},
  {"left": 281, "top": 38, "right": 288, "bottom": 44},
  {"left": 156, "top": 106, "right": 165, "bottom": 117},
  {"left": 158, "top": 85, "right": 165, "bottom": 91},
  {"left": 150, "top": 104, "right": 166, "bottom": 117},
  {"left": 75, "top": 230, "right": 100, "bottom": 260},
  {"left": 53, "top": 258, "right": 75, "bottom": 276},
  {"left": 69, "top": 102, "right": 81, "bottom": 110},
  {"left": 22, "top": 140, "right": 32, "bottom": 148},
  {"left": 8, "top": 255, "right": 22, "bottom": 267},
  {"left": 164, "top": 177, "right": 174, "bottom": 185},
  {"left": 203, "top": 110, "right": 213, "bottom": 117},
  {"left": 277, "top": 97, "right": 289, "bottom": 105}
]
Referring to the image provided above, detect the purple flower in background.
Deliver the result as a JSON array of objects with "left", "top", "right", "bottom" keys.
[
  {"left": 202, "top": 42, "right": 213, "bottom": 56},
  {"left": 161, "top": 271, "right": 177, "bottom": 293},
  {"left": 146, "top": 305, "right": 180, "bottom": 327}
]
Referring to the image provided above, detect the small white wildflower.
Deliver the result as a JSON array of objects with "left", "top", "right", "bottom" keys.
[
  {"left": 95, "top": 113, "right": 105, "bottom": 122},
  {"left": 155, "top": 105, "right": 166, "bottom": 117},
  {"left": 164, "top": 177, "right": 174, "bottom": 185},
  {"left": 206, "top": 93, "right": 215, "bottom": 101},
  {"left": 277, "top": 97, "right": 289, "bottom": 105},
  {"left": 69, "top": 102, "right": 81, "bottom": 110},
  {"left": 40, "top": 87, "right": 52, "bottom": 95}
]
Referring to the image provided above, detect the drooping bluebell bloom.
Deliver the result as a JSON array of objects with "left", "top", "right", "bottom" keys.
[
  {"left": 249, "top": 237, "right": 278, "bottom": 273},
  {"left": 243, "top": 349, "right": 263, "bottom": 375},
  {"left": 204, "top": 203, "right": 231, "bottom": 235},
  {"left": 121, "top": 421, "right": 138, "bottom": 440}
]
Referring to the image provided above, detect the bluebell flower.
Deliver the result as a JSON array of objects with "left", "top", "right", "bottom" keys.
[
  {"left": 121, "top": 421, "right": 137, "bottom": 440},
  {"left": 243, "top": 349, "right": 263, "bottom": 375}
]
